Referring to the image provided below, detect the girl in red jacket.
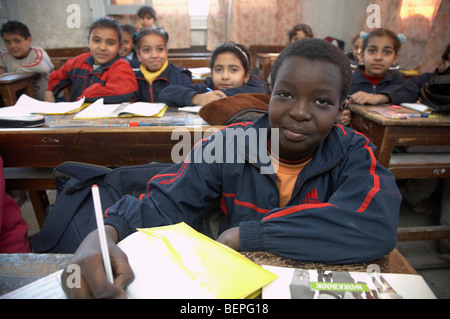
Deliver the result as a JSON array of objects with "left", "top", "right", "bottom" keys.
[{"left": 45, "top": 17, "right": 138, "bottom": 104}]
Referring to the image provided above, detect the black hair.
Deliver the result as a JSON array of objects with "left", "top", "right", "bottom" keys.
[
  {"left": 137, "top": 6, "right": 157, "bottom": 21},
  {"left": 442, "top": 43, "right": 450, "bottom": 61},
  {"left": 89, "top": 17, "right": 122, "bottom": 43},
  {"left": 288, "top": 23, "right": 314, "bottom": 42},
  {"left": 135, "top": 26, "right": 169, "bottom": 49},
  {"left": 121, "top": 24, "right": 137, "bottom": 36},
  {"left": 0, "top": 20, "right": 31, "bottom": 39},
  {"left": 210, "top": 42, "right": 251, "bottom": 75},
  {"left": 362, "top": 28, "right": 401, "bottom": 54},
  {"left": 269, "top": 38, "right": 352, "bottom": 103}
]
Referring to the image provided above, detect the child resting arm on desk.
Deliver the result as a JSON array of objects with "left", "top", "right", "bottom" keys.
[
  {"left": 159, "top": 42, "right": 269, "bottom": 107},
  {"left": 349, "top": 28, "right": 418, "bottom": 105},
  {"left": 61, "top": 39, "right": 401, "bottom": 299},
  {"left": 45, "top": 17, "right": 138, "bottom": 104}
]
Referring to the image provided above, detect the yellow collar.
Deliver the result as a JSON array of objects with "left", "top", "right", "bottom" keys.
[{"left": 140, "top": 60, "right": 169, "bottom": 84}]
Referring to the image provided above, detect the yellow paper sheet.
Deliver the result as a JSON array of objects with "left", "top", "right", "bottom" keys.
[{"left": 128, "top": 223, "right": 277, "bottom": 299}]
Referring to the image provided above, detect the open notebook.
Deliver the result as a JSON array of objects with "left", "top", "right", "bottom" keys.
[{"left": 73, "top": 98, "right": 168, "bottom": 119}]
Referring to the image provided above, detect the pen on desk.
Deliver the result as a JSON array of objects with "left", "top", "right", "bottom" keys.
[{"left": 91, "top": 185, "right": 114, "bottom": 284}]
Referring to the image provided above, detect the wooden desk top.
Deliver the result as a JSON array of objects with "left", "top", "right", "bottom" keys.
[
  {"left": 0, "top": 249, "right": 415, "bottom": 296},
  {"left": 348, "top": 104, "right": 450, "bottom": 127},
  {"left": 0, "top": 72, "right": 36, "bottom": 83}
]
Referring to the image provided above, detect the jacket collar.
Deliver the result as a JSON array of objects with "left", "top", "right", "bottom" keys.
[{"left": 85, "top": 54, "right": 121, "bottom": 73}]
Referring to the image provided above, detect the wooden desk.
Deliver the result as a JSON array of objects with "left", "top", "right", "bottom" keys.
[
  {"left": 256, "top": 53, "right": 279, "bottom": 83},
  {"left": 0, "top": 73, "right": 36, "bottom": 106},
  {"left": 349, "top": 104, "right": 450, "bottom": 242},
  {"left": 0, "top": 249, "right": 416, "bottom": 296},
  {"left": 348, "top": 104, "right": 450, "bottom": 179},
  {"left": 0, "top": 107, "right": 222, "bottom": 225}
]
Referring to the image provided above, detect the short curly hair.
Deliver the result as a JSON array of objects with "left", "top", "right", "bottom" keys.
[
  {"left": 1, "top": 20, "right": 31, "bottom": 39},
  {"left": 269, "top": 38, "right": 352, "bottom": 103}
]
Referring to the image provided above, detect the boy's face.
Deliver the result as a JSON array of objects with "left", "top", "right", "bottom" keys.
[
  {"left": 363, "top": 36, "right": 399, "bottom": 77},
  {"left": 136, "top": 33, "right": 168, "bottom": 72},
  {"left": 120, "top": 32, "right": 134, "bottom": 57},
  {"left": 139, "top": 14, "right": 155, "bottom": 29},
  {"left": 269, "top": 56, "right": 344, "bottom": 161},
  {"left": 212, "top": 52, "right": 250, "bottom": 90},
  {"left": 88, "top": 27, "right": 120, "bottom": 65},
  {"left": 2, "top": 33, "right": 32, "bottom": 59}
]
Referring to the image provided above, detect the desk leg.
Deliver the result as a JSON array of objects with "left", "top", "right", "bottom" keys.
[
  {"left": 0, "top": 86, "right": 16, "bottom": 107},
  {"left": 28, "top": 190, "right": 49, "bottom": 228}
]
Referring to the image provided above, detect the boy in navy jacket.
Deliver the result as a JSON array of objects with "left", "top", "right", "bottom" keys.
[{"left": 61, "top": 39, "right": 401, "bottom": 299}]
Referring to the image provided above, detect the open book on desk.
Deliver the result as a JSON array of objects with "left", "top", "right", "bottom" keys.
[
  {"left": 73, "top": 98, "right": 168, "bottom": 119},
  {"left": 1, "top": 223, "right": 277, "bottom": 299}
]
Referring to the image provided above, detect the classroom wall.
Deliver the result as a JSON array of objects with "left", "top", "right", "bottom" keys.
[
  {"left": 0, "top": 0, "right": 93, "bottom": 51},
  {"left": 301, "top": 0, "right": 371, "bottom": 51},
  {"left": 1, "top": 0, "right": 371, "bottom": 52}
]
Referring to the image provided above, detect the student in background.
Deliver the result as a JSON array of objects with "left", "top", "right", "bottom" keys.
[
  {"left": 0, "top": 20, "right": 54, "bottom": 101},
  {"left": 0, "top": 156, "right": 31, "bottom": 253},
  {"left": 159, "top": 42, "right": 269, "bottom": 107},
  {"left": 346, "top": 32, "right": 364, "bottom": 68},
  {"left": 45, "top": 17, "right": 138, "bottom": 104},
  {"left": 134, "top": 27, "right": 191, "bottom": 103},
  {"left": 61, "top": 39, "right": 401, "bottom": 298},
  {"left": 349, "top": 28, "right": 418, "bottom": 105},
  {"left": 288, "top": 23, "right": 314, "bottom": 43},
  {"left": 120, "top": 24, "right": 140, "bottom": 69},
  {"left": 136, "top": 5, "right": 157, "bottom": 30}
]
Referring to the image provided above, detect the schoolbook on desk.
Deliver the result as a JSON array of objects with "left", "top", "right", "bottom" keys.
[
  {"left": 262, "top": 265, "right": 436, "bottom": 299},
  {"left": 0, "top": 223, "right": 276, "bottom": 299},
  {"left": 73, "top": 98, "right": 168, "bottom": 119}
]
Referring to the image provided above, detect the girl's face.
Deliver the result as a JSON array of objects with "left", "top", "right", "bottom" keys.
[
  {"left": 88, "top": 27, "right": 120, "bottom": 65},
  {"left": 352, "top": 38, "right": 363, "bottom": 60},
  {"left": 2, "top": 33, "right": 32, "bottom": 59},
  {"left": 137, "top": 33, "right": 168, "bottom": 72},
  {"left": 211, "top": 52, "right": 249, "bottom": 90},
  {"left": 363, "top": 35, "right": 399, "bottom": 77},
  {"left": 139, "top": 14, "right": 155, "bottom": 29},
  {"left": 290, "top": 30, "right": 307, "bottom": 43},
  {"left": 269, "top": 56, "right": 343, "bottom": 161},
  {"left": 120, "top": 32, "right": 134, "bottom": 57}
]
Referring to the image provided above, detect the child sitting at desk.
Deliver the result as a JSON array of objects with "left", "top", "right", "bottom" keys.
[
  {"left": 45, "top": 17, "right": 138, "bottom": 104},
  {"left": 119, "top": 24, "right": 140, "bottom": 70},
  {"left": 60, "top": 39, "right": 401, "bottom": 299},
  {"left": 136, "top": 5, "right": 157, "bottom": 30},
  {"left": 0, "top": 20, "right": 54, "bottom": 101},
  {"left": 134, "top": 27, "right": 192, "bottom": 103},
  {"left": 349, "top": 28, "right": 418, "bottom": 105},
  {"left": 159, "top": 42, "right": 269, "bottom": 107}
]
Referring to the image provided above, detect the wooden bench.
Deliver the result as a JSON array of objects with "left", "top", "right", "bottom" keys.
[{"left": 388, "top": 153, "right": 450, "bottom": 179}]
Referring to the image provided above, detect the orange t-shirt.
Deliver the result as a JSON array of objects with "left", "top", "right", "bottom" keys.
[{"left": 270, "top": 154, "right": 312, "bottom": 207}]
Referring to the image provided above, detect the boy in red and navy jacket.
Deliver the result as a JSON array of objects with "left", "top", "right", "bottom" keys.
[{"left": 46, "top": 17, "right": 138, "bottom": 104}]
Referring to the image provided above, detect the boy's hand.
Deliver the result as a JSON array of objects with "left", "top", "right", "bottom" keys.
[
  {"left": 339, "top": 109, "right": 352, "bottom": 126},
  {"left": 60, "top": 226, "right": 134, "bottom": 299},
  {"left": 217, "top": 227, "right": 240, "bottom": 251},
  {"left": 191, "top": 90, "right": 227, "bottom": 106},
  {"left": 44, "top": 91, "right": 56, "bottom": 103},
  {"left": 350, "top": 92, "right": 389, "bottom": 105}
]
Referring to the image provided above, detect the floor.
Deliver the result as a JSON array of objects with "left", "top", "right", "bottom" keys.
[{"left": 15, "top": 189, "right": 450, "bottom": 299}]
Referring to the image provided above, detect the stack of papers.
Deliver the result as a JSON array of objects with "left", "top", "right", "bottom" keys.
[
  {"left": 0, "top": 94, "right": 86, "bottom": 116},
  {"left": 189, "top": 67, "right": 211, "bottom": 79}
]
